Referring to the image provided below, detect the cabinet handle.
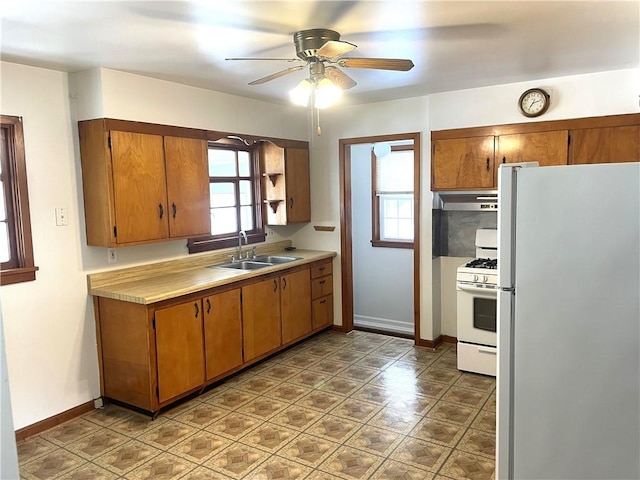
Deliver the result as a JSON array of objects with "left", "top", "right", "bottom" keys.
[
  {"left": 273, "top": 279, "right": 278, "bottom": 292},
  {"left": 320, "top": 299, "right": 327, "bottom": 304},
  {"left": 206, "top": 298, "right": 211, "bottom": 314},
  {"left": 282, "top": 277, "right": 287, "bottom": 290},
  {"left": 172, "top": 203, "right": 177, "bottom": 219},
  {"left": 158, "top": 203, "right": 164, "bottom": 219},
  {"left": 289, "top": 197, "right": 294, "bottom": 209},
  {"left": 502, "top": 156, "right": 506, "bottom": 164},
  {"left": 194, "top": 302, "right": 199, "bottom": 318},
  {"left": 319, "top": 280, "right": 326, "bottom": 285},
  {"left": 319, "top": 266, "right": 325, "bottom": 271},
  {"left": 486, "top": 158, "right": 490, "bottom": 171}
]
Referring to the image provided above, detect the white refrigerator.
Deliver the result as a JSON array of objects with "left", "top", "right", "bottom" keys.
[{"left": 496, "top": 162, "right": 640, "bottom": 479}]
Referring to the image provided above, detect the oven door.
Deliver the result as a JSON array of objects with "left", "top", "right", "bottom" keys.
[{"left": 457, "top": 282, "right": 497, "bottom": 347}]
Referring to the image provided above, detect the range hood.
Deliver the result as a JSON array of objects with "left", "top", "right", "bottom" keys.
[{"left": 433, "top": 190, "right": 498, "bottom": 211}]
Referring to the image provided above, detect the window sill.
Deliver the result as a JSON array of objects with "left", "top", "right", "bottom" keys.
[
  {"left": 371, "top": 240, "right": 414, "bottom": 249},
  {"left": 1, "top": 266, "right": 39, "bottom": 286}
]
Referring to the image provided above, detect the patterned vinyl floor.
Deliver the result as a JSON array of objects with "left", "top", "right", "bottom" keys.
[{"left": 17, "top": 330, "right": 496, "bottom": 480}]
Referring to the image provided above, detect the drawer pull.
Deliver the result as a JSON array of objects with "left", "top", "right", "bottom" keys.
[
  {"left": 194, "top": 302, "right": 199, "bottom": 318},
  {"left": 319, "top": 280, "right": 326, "bottom": 285},
  {"left": 320, "top": 299, "right": 327, "bottom": 304},
  {"left": 486, "top": 158, "right": 490, "bottom": 171},
  {"left": 319, "top": 266, "right": 325, "bottom": 271}
]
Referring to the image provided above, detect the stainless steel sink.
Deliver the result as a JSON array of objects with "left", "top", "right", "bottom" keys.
[
  {"left": 211, "top": 260, "right": 272, "bottom": 271},
  {"left": 253, "top": 255, "right": 301, "bottom": 264}
]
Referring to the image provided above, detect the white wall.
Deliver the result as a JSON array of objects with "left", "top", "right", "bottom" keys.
[
  {"left": 350, "top": 144, "right": 413, "bottom": 335},
  {"left": 0, "top": 62, "right": 308, "bottom": 430}
]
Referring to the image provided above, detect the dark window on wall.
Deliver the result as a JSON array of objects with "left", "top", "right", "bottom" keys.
[
  {"left": 187, "top": 140, "right": 265, "bottom": 253},
  {"left": 1, "top": 115, "right": 37, "bottom": 285},
  {"left": 371, "top": 144, "right": 415, "bottom": 249}
]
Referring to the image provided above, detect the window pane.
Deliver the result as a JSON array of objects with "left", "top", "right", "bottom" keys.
[
  {"left": 0, "top": 222, "right": 9, "bottom": 263},
  {"left": 239, "top": 180, "right": 252, "bottom": 206},
  {"left": 210, "top": 183, "right": 236, "bottom": 208},
  {"left": 384, "top": 198, "right": 398, "bottom": 217},
  {"left": 210, "top": 207, "right": 237, "bottom": 235},
  {"left": 382, "top": 218, "right": 398, "bottom": 239},
  {"left": 240, "top": 206, "right": 254, "bottom": 231},
  {"left": 208, "top": 149, "right": 237, "bottom": 176},
  {"left": 238, "top": 151, "right": 250, "bottom": 177},
  {"left": 397, "top": 219, "right": 414, "bottom": 239},
  {"left": 398, "top": 198, "right": 412, "bottom": 218}
]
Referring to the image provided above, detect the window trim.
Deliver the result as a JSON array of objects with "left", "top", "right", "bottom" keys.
[
  {"left": 187, "top": 139, "right": 265, "bottom": 254},
  {"left": 1, "top": 115, "right": 38, "bottom": 285},
  {"left": 371, "top": 144, "right": 415, "bottom": 249}
]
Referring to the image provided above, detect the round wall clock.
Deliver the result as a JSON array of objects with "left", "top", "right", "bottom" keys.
[{"left": 518, "top": 88, "right": 550, "bottom": 117}]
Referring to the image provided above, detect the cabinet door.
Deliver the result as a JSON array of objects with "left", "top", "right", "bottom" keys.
[
  {"left": 155, "top": 300, "right": 205, "bottom": 403},
  {"left": 569, "top": 125, "right": 640, "bottom": 164},
  {"left": 242, "top": 278, "right": 281, "bottom": 362},
  {"left": 285, "top": 148, "right": 311, "bottom": 223},
  {"left": 432, "top": 136, "right": 495, "bottom": 190},
  {"left": 312, "top": 295, "right": 334, "bottom": 330},
  {"left": 164, "top": 136, "right": 211, "bottom": 238},
  {"left": 203, "top": 289, "right": 243, "bottom": 381},
  {"left": 496, "top": 130, "right": 568, "bottom": 182},
  {"left": 281, "top": 269, "right": 312, "bottom": 344},
  {"left": 111, "top": 131, "right": 169, "bottom": 244}
]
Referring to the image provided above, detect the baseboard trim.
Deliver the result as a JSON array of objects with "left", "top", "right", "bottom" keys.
[
  {"left": 416, "top": 335, "right": 444, "bottom": 349},
  {"left": 443, "top": 335, "right": 457, "bottom": 344},
  {"left": 354, "top": 325, "right": 414, "bottom": 340},
  {"left": 331, "top": 325, "right": 348, "bottom": 333},
  {"left": 353, "top": 314, "right": 414, "bottom": 336},
  {"left": 15, "top": 400, "right": 96, "bottom": 442}
]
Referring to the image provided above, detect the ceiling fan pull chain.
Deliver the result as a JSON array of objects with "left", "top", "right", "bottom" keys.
[{"left": 316, "top": 107, "right": 322, "bottom": 136}]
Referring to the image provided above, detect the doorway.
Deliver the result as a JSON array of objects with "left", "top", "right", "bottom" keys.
[{"left": 338, "top": 132, "right": 422, "bottom": 342}]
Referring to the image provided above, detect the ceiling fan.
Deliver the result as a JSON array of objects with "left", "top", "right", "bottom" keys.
[{"left": 226, "top": 28, "right": 414, "bottom": 107}]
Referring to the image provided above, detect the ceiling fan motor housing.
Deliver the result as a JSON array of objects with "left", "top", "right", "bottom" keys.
[{"left": 294, "top": 29, "right": 341, "bottom": 60}]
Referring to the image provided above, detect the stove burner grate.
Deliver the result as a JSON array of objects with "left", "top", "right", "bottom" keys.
[{"left": 465, "top": 258, "right": 497, "bottom": 269}]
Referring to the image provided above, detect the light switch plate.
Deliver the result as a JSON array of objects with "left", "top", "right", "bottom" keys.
[
  {"left": 107, "top": 248, "right": 117, "bottom": 264},
  {"left": 55, "top": 208, "right": 68, "bottom": 226}
]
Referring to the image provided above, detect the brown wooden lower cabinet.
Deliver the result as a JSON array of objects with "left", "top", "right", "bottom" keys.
[
  {"left": 155, "top": 300, "right": 205, "bottom": 403},
  {"left": 95, "top": 258, "right": 334, "bottom": 415},
  {"left": 281, "top": 269, "right": 312, "bottom": 344},
  {"left": 242, "top": 276, "right": 282, "bottom": 362},
  {"left": 203, "top": 289, "right": 242, "bottom": 381}
]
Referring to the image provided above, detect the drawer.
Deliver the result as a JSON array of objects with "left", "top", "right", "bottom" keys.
[
  {"left": 457, "top": 342, "right": 496, "bottom": 377},
  {"left": 311, "top": 276, "right": 332, "bottom": 299},
  {"left": 311, "top": 260, "right": 332, "bottom": 279},
  {"left": 312, "top": 295, "right": 333, "bottom": 330}
]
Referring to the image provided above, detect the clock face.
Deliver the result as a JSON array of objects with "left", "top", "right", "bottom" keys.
[{"left": 519, "top": 89, "right": 549, "bottom": 117}]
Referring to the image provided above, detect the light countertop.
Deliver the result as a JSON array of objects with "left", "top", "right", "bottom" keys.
[{"left": 88, "top": 247, "right": 336, "bottom": 305}]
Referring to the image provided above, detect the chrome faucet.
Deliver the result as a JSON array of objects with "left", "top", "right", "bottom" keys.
[{"left": 237, "top": 230, "right": 247, "bottom": 261}]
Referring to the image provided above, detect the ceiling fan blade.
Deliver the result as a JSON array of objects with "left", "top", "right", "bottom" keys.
[
  {"left": 248, "top": 65, "right": 305, "bottom": 85},
  {"left": 338, "top": 58, "right": 415, "bottom": 71},
  {"left": 226, "top": 57, "right": 301, "bottom": 62},
  {"left": 316, "top": 40, "right": 357, "bottom": 60},
  {"left": 325, "top": 66, "right": 357, "bottom": 90}
]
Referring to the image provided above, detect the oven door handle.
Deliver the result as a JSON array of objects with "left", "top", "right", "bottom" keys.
[{"left": 457, "top": 283, "right": 497, "bottom": 295}]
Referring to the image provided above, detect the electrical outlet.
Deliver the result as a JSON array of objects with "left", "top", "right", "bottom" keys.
[
  {"left": 267, "top": 227, "right": 275, "bottom": 237},
  {"left": 107, "top": 248, "right": 117, "bottom": 264}
]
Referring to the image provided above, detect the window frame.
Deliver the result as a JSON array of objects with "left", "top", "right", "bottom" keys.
[
  {"left": 1, "top": 115, "right": 38, "bottom": 285},
  {"left": 371, "top": 144, "right": 415, "bottom": 249},
  {"left": 187, "top": 139, "right": 265, "bottom": 254}
]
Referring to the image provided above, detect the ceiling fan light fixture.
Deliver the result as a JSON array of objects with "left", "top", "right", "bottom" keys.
[
  {"left": 289, "top": 79, "right": 312, "bottom": 106},
  {"left": 314, "top": 77, "right": 342, "bottom": 109}
]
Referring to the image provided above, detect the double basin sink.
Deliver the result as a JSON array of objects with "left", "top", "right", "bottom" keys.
[{"left": 210, "top": 255, "right": 302, "bottom": 271}]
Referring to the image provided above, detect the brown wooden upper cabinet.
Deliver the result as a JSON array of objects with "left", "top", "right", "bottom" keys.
[
  {"left": 78, "top": 119, "right": 210, "bottom": 247},
  {"left": 495, "top": 130, "right": 568, "bottom": 184},
  {"left": 432, "top": 136, "right": 495, "bottom": 190},
  {"left": 261, "top": 142, "right": 311, "bottom": 225},
  {"left": 431, "top": 114, "right": 640, "bottom": 191},
  {"left": 569, "top": 125, "right": 640, "bottom": 164}
]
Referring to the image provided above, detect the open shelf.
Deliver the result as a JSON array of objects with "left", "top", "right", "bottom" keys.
[
  {"left": 263, "top": 172, "right": 283, "bottom": 187},
  {"left": 264, "top": 199, "right": 284, "bottom": 214}
]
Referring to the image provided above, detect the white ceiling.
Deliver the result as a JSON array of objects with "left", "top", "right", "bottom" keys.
[{"left": 2, "top": 1, "right": 639, "bottom": 105}]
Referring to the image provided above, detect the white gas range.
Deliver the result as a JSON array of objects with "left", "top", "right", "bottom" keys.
[{"left": 456, "top": 229, "right": 498, "bottom": 377}]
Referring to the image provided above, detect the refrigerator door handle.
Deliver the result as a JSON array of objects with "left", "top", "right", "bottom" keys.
[{"left": 499, "top": 286, "right": 515, "bottom": 292}]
